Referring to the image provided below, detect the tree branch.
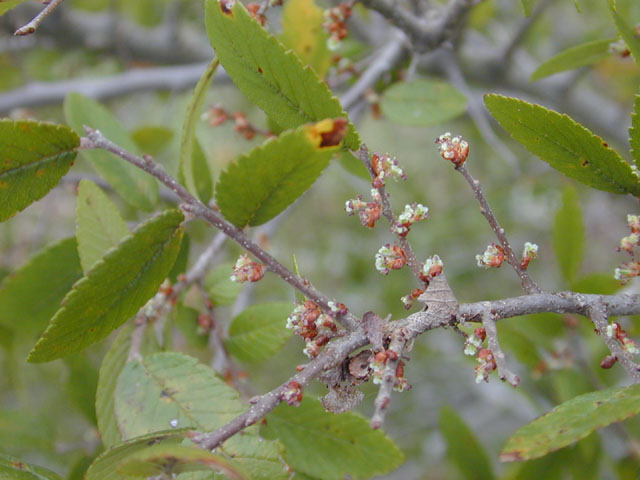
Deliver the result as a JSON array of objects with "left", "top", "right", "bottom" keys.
[
  {"left": 455, "top": 163, "right": 541, "bottom": 294},
  {"left": 81, "top": 128, "right": 361, "bottom": 332}
]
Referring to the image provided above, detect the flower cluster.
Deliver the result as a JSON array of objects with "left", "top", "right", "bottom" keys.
[
  {"left": 230, "top": 254, "right": 265, "bottom": 283},
  {"left": 370, "top": 152, "right": 406, "bottom": 189},
  {"left": 286, "top": 300, "right": 338, "bottom": 358},
  {"left": 520, "top": 242, "right": 538, "bottom": 270},
  {"left": 371, "top": 350, "right": 410, "bottom": 392},
  {"left": 476, "top": 243, "right": 505, "bottom": 269},
  {"left": 281, "top": 380, "right": 303, "bottom": 406},
  {"left": 392, "top": 203, "right": 429, "bottom": 237},
  {"left": 420, "top": 254, "right": 443, "bottom": 282},
  {"left": 475, "top": 348, "right": 497, "bottom": 383},
  {"left": 614, "top": 214, "right": 640, "bottom": 284},
  {"left": 245, "top": 3, "right": 266, "bottom": 25},
  {"left": 435, "top": 132, "right": 469, "bottom": 167},
  {"left": 323, "top": 1, "right": 353, "bottom": 50},
  {"left": 345, "top": 190, "right": 382, "bottom": 228},
  {"left": 375, "top": 243, "right": 406, "bottom": 274},
  {"left": 400, "top": 288, "right": 425, "bottom": 310},
  {"left": 464, "top": 327, "right": 486, "bottom": 356},
  {"left": 605, "top": 322, "right": 640, "bottom": 355}
]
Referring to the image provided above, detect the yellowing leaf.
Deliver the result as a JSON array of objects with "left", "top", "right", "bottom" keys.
[{"left": 280, "top": 0, "right": 331, "bottom": 77}]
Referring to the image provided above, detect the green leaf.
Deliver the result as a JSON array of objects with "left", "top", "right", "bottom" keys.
[
  {"left": 380, "top": 79, "right": 468, "bottom": 126},
  {"left": 216, "top": 120, "right": 342, "bottom": 227},
  {"left": 609, "top": 0, "right": 640, "bottom": 65},
  {"left": 500, "top": 384, "right": 640, "bottom": 462},
  {"left": 211, "top": 434, "right": 287, "bottom": 480},
  {"left": 180, "top": 59, "right": 218, "bottom": 203},
  {"left": 485, "top": 94, "right": 640, "bottom": 196},
  {"left": 116, "top": 444, "right": 245, "bottom": 479},
  {"left": 204, "top": 263, "right": 243, "bottom": 306},
  {"left": 263, "top": 396, "right": 404, "bottom": 479},
  {"left": 521, "top": 0, "right": 536, "bottom": 16},
  {"left": 225, "top": 302, "right": 292, "bottom": 363},
  {"left": 76, "top": 179, "right": 130, "bottom": 273},
  {"left": 65, "top": 353, "right": 99, "bottom": 424},
  {"left": 169, "top": 233, "right": 191, "bottom": 283},
  {"left": 114, "top": 352, "right": 246, "bottom": 439},
  {"left": 204, "top": 0, "right": 360, "bottom": 150},
  {"left": 630, "top": 92, "right": 640, "bottom": 165},
  {"left": 131, "top": 126, "right": 174, "bottom": 157},
  {"left": 0, "top": 237, "right": 83, "bottom": 336},
  {"left": 0, "top": 453, "right": 63, "bottom": 480},
  {"left": 280, "top": 0, "right": 331, "bottom": 77},
  {"left": 553, "top": 186, "right": 584, "bottom": 284},
  {"left": 0, "top": 119, "right": 79, "bottom": 222},
  {"left": 64, "top": 92, "right": 159, "bottom": 211},
  {"left": 531, "top": 38, "right": 615, "bottom": 81},
  {"left": 85, "top": 429, "right": 189, "bottom": 480},
  {"left": 0, "top": 0, "right": 28, "bottom": 16},
  {"left": 440, "top": 406, "right": 495, "bottom": 480},
  {"left": 27, "top": 210, "right": 184, "bottom": 363},
  {"left": 96, "top": 322, "right": 160, "bottom": 449}
]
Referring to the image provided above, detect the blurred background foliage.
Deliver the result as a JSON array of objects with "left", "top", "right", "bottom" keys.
[{"left": 1, "top": 0, "right": 640, "bottom": 478}]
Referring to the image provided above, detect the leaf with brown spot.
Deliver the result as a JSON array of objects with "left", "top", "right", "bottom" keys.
[{"left": 485, "top": 94, "right": 640, "bottom": 196}]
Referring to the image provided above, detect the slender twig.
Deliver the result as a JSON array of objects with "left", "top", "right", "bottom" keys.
[
  {"left": 499, "top": 0, "right": 554, "bottom": 67},
  {"left": 480, "top": 310, "right": 520, "bottom": 386},
  {"left": 587, "top": 303, "right": 640, "bottom": 382},
  {"left": 14, "top": 0, "right": 66, "bottom": 36},
  {"left": 370, "top": 329, "right": 408, "bottom": 429},
  {"left": 456, "top": 163, "right": 541, "bottom": 294},
  {"left": 357, "top": 145, "right": 425, "bottom": 282},
  {"left": 81, "top": 128, "right": 361, "bottom": 331},
  {"left": 340, "top": 32, "right": 407, "bottom": 111}
]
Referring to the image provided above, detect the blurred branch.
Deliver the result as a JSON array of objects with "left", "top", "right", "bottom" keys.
[
  {"left": 14, "top": 0, "right": 66, "bottom": 36},
  {"left": 359, "top": 0, "right": 480, "bottom": 52},
  {"left": 0, "top": 62, "right": 215, "bottom": 114},
  {"left": 3, "top": 3, "right": 212, "bottom": 63}
]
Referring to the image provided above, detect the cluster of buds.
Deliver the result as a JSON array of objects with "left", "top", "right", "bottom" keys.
[
  {"left": 370, "top": 152, "right": 406, "bottom": 189},
  {"left": 400, "top": 288, "right": 425, "bottom": 310},
  {"left": 609, "top": 38, "right": 632, "bottom": 58},
  {"left": 202, "top": 105, "right": 270, "bottom": 140},
  {"left": 230, "top": 254, "right": 265, "bottom": 283},
  {"left": 476, "top": 243, "right": 505, "bottom": 269},
  {"left": 435, "top": 132, "right": 469, "bottom": 167},
  {"left": 614, "top": 214, "right": 640, "bottom": 284},
  {"left": 345, "top": 190, "right": 382, "bottom": 228},
  {"left": 323, "top": 1, "right": 353, "bottom": 50},
  {"left": 475, "top": 348, "right": 497, "bottom": 383},
  {"left": 392, "top": 203, "right": 429, "bottom": 237},
  {"left": 371, "top": 350, "right": 410, "bottom": 392},
  {"left": 245, "top": 2, "right": 266, "bottom": 25},
  {"left": 375, "top": 243, "right": 406, "bottom": 274},
  {"left": 420, "top": 254, "right": 443, "bottom": 283},
  {"left": 463, "top": 327, "right": 486, "bottom": 356},
  {"left": 520, "top": 242, "right": 539, "bottom": 270},
  {"left": 605, "top": 322, "right": 640, "bottom": 355},
  {"left": 286, "top": 300, "right": 338, "bottom": 358},
  {"left": 281, "top": 380, "right": 303, "bottom": 406}
]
